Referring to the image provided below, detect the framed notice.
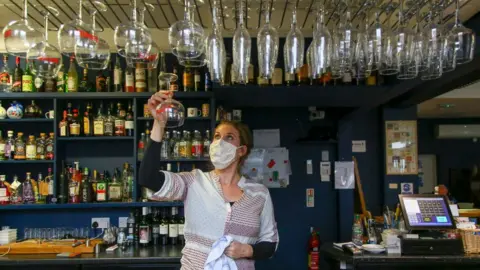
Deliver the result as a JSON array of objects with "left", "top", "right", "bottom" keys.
[{"left": 385, "top": 120, "right": 418, "bottom": 175}]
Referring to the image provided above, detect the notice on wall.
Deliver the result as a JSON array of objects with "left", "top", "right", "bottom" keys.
[
  {"left": 352, "top": 140, "right": 367, "bottom": 153},
  {"left": 320, "top": 162, "right": 331, "bottom": 182},
  {"left": 253, "top": 129, "right": 280, "bottom": 148},
  {"left": 334, "top": 161, "right": 355, "bottom": 189},
  {"left": 306, "top": 188, "right": 315, "bottom": 207},
  {"left": 385, "top": 120, "right": 418, "bottom": 175}
]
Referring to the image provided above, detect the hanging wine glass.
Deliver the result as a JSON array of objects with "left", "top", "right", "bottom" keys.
[
  {"left": 232, "top": 0, "right": 250, "bottom": 84},
  {"left": 284, "top": 4, "right": 304, "bottom": 82},
  {"left": 330, "top": 12, "right": 344, "bottom": 80},
  {"left": 396, "top": 0, "right": 416, "bottom": 80},
  {"left": 157, "top": 57, "right": 184, "bottom": 128},
  {"left": 408, "top": 1, "right": 428, "bottom": 75},
  {"left": 337, "top": 1, "right": 355, "bottom": 74},
  {"left": 379, "top": 3, "right": 399, "bottom": 75},
  {"left": 57, "top": 0, "right": 94, "bottom": 57},
  {"left": 440, "top": 3, "right": 456, "bottom": 73},
  {"left": 449, "top": 0, "right": 475, "bottom": 64},
  {"left": 311, "top": 4, "right": 331, "bottom": 81},
  {"left": 3, "top": 0, "right": 44, "bottom": 58},
  {"left": 354, "top": 9, "right": 371, "bottom": 81},
  {"left": 178, "top": 53, "right": 207, "bottom": 67},
  {"left": 26, "top": 7, "right": 62, "bottom": 78},
  {"left": 74, "top": 1, "right": 110, "bottom": 70},
  {"left": 421, "top": 9, "right": 443, "bottom": 80},
  {"left": 368, "top": 7, "right": 383, "bottom": 72},
  {"left": 207, "top": 0, "right": 226, "bottom": 83},
  {"left": 114, "top": 0, "right": 153, "bottom": 57},
  {"left": 169, "top": 0, "right": 205, "bottom": 60},
  {"left": 125, "top": 4, "right": 159, "bottom": 69},
  {"left": 257, "top": 0, "right": 279, "bottom": 79}
]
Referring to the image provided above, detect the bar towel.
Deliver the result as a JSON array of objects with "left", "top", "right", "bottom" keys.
[{"left": 204, "top": 235, "right": 238, "bottom": 270}]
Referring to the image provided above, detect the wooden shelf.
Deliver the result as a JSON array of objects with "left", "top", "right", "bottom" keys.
[
  {"left": 0, "top": 160, "right": 55, "bottom": 164},
  {"left": 0, "top": 201, "right": 183, "bottom": 211},
  {"left": 57, "top": 136, "right": 134, "bottom": 141},
  {"left": 0, "top": 92, "right": 213, "bottom": 99},
  {"left": 0, "top": 118, "right": 54, "bottom": 123}
]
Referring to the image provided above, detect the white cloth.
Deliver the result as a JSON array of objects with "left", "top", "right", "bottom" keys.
[{"left": 204, "top": 235, "right": 238, "bottom": 270}]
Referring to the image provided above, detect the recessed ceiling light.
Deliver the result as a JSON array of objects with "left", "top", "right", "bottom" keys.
[{"left": 438, "top": 103, "right": 456, "bottom": 109}]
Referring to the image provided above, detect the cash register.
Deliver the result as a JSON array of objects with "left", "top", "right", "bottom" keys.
[{"left": 398, "top": 194, "right": 464, "bottom": 255}]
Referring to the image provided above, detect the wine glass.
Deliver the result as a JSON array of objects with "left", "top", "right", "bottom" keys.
[
  {"left": 207, "top": 0, "right": 227, "bottom": 83},
  {"left": 75, "top": 1, "right": 111, "bottom": 70},
  {"left": 284, "top": 5, "right": 304, "bottom": 80},
  {"left": 449, "top": 0, "right": 475, "bottom": 65},
  {"left": 27, "top": 7, "right": 62, "bottom": 78},
  {"left": 57, "top": 0, "right": 94, "bottom": 57},
  {"left": 3, "top": 0, "right": 44, "bottom": 58},
  {"left": 169, "top": 0, "right": 205, "bottom": 60},
  {"left": 257, "top": 1, "right": 279, "bottom": 79},
  {"left": 156, "top": 73, "right": 185, "bottom": 128}
]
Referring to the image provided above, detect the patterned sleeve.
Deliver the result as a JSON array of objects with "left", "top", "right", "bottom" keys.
[
  {"left": 257, "top": 189, "right": 279, "bottom": 249},
  {"left": 152, "top": 170, "right": 198, "bottom": 201}
]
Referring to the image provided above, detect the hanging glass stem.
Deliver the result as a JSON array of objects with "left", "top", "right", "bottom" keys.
[
  {"left": 132, "top": 0, "right": 138, "bottom": 23},
  {"left": 184, "top": 0, "right": 194, "bottom": 21},
  {"left": 78, "top": 0, "right": 83, "bottom": 20},
  {"left": 44, "top": 14, "right": 49, "bottom": 41},
  {"left": 23, "top": 0, "right": 28, "bottom": 21}
]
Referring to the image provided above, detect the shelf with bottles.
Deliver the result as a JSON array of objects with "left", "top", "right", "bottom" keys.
[
  {"left": 137, "top": 116, "right": 211, "bottom": 121},
  {"left": 57, "top": 136, "right": 135, "bottom": 141},
  {"left": 0, "top": 99, "right": 54, "bottom": 120},
  {"left": 0, "top": 91, "right": 214, "bottom": 99},
  {"left": 0, "top": 201, "right": 184, "bottom": 211},
  {"left": 0, "top": 160, "right": 55, "bottom": 164},
  {"left": 0, "top": 130, "right": 55, "bottom": 162}
]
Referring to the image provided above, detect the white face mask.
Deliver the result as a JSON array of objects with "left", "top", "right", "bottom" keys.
[{"left": 209, "top": 139, "right": 241, "bottom": 170}]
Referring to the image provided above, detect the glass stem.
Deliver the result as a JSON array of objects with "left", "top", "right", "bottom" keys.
[
  {"left": 44, "top": 15, "right": 49, "bottom": 41},
  {"left": 92, "top": 12, "right": 96, "bottom": 35},
  {"left": 78, "top": 0, "right": 83, "bottom": 20},
  {"left": 23, "top": 0, "right": 28, "bottom": 21},
  {"left": 291, "top": 7, "right": 297, "bottom": 29},
  {"left": 132, "top": 0, "right": 138, "bottom": 23},
  {"left": 455, "top": 0, "right": 460, "bottom": 25},
  {"left": 184, "top": 0, "right": 194, "bottom": 21}
]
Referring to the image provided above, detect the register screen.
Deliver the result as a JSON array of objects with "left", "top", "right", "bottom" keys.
[{"left": 402, "top": 197, "right": 453, "bottom": 227}]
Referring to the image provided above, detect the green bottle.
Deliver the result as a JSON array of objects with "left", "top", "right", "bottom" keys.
[{"left": 22, "top": 61, "right": 35, "bottom": 92}]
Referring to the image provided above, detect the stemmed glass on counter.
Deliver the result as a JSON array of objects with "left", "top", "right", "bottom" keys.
[{"left": 23, "top": 227, "right": 91, "bottom": 242}]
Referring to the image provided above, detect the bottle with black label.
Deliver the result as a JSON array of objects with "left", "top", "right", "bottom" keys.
[
  {"left": 160, "top": 208, "right": 169, "bottom": 246},
  {"left": 169, "top": 207, "right": 178, "bottom": 245},
  {"left": 139, "top": 206, "right": 150, "bottom": 247}
]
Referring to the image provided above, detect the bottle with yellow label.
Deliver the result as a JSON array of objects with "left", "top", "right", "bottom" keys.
[{"left": 22, "top": 61, "right": 34, "bottom": 92}]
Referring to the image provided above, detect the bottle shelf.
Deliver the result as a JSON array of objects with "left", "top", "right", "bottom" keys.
[
  {"left": 0, "top": 92, "right": 213, "bottom": 100},
  {"left": 138, "top": 158, "right": 210, "bottom": 163},
  {"left": 137, "top": 117, "right": 211, "bottom": 121},
  {"left": 0, "top": 118, "right": 54, "bottom": 123},
  {"left": 57, "top": 136, "right": 135, "bottom": 141},
  {"left": 0, "top": 160, "right": 55, "bottom": 164},
  {"left": 0, "top": 201, "right": 184, "bottom": 211}
]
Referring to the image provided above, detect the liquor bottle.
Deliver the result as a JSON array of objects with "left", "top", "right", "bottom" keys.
[
  {"left": 4, "top": 131, "right": 14, "bottom": 160},
  {"left": 178, "top": 131, "right": 187, "bottom": 158},
  {"left": 36, "top": 172, "right": 46, "bottom": 204},
  {"left": 26, "top": 135, "right": 36, "bottom": 160},
  {"left": 108, "top": 169, "right": 122, "bottom": 202},
  {"left": 0, "top": 55, "right": 11, "bottom": 92},
  {"left": 170, "top": 65, "right": 179, "bottom": 91},
  {"left": 69, "top": 162, "right": 81, "bottom": 203},
  {"left": 159, "top": 208, "right": 169, "bottom": 245},
  {"left": 248, "top": 64, "right": 255, "bottom": 85},
  {"left": 185, "top": 131, "right": 192, "bottom": 158},
  {"left": 45, "top": 133, "right": 54, "bottom": 160},
  {"left": 93, "top": 105, "right": 105, "bottom": 136},
  {"left": 183, "top": 68, "right": 193, "bottom": 91},
  {"left": 66, "top": 57, "right": 78, "bottom": 92},
  {"left": 203, "top": 130, "right": 210, "bottom": 158},
  {"left": 258, "top": 76, "right": 269, "bottom": 87},
  {"left": 224, "top": 55, "right": 232, "bottom": 86},
  {"left": 126, "top": 212, "right": 136, "bottom": 241},
  {"left": 115, "top": 103, "right": 126, "bottom": 136},
  {"left": 169, "top": 207, "right": 178, "bottom": 245},
  {"left": 152, "top": 208, "right": 160, "bottom": 245},
  {"left": 14, "top": 132, "right": 26, "bottom": 160},
  {"left": 125, "top": 102, "right": 134, "bottom": 136},
  {"left": 34, "top": 71, "right": 45, "bottom": 92},
  {"left": 90, "top": 170, "right": 98, "bottom": 202},
  {"left": 204, "top": 70, "right": 212, "bottom": 91},
  {"left": 272, "top": 65, "right": 283, "bottom": 86},
  {"left": 46, "top": 168, "right": 55, "bottom": 204},
  {"left": 96, "top": 173, "right": 107, "bottom": 202},
  {"left": 160, "top": 131, "right": 170, "bottom": 159},
  {"left": 104, "top": 104, "right": 115, "bottom": 136},
  {"left": 79, "top": 69, "right": 91, "bottom": 92},
  {"left": 83, "top": 103, "right": 93, "bottom": 136},
  {"left": 145, "top": 121, "right": 151, "bottom": 149},
  {"left": 285, "top": 68, "right": 296, "bottom": 86},
  {"left": 125, "top": 67, "right": 134, "bottom": 92},
  {"left": 138, "top": 133, "right": 146, "bottom": 161},
  {"left": 178, "top": 208, "right": 185, "bottom": 246},
  {"left": 298, "top": 63, "right": 309, "bottom": 85},
  {"left": 96, "top": 71, "right": 107, "bottom": 92},
  {"left": 23, "top": 172, "right": 36, "bottom": 204},
  {"left": 8, "top": 175, "right": 21, "bottom": 204},
  {"left": 135, "top": 63, "right": 147, "bottom": 92},
  {"left": 106, "top": 76, "right": 111, "bottom": 92},
  {"left": 69, "top": 109, "right": 81, "bottom": 136},
  {"left": 191, "top": 130, "right": 203, "bottom": 158},
  {"left": 59, "top": 110, "right": 69, "bottom": 137},
  {"left": 172, "top": 131, "right": 180, "bottom": 159},
  {"left": 58, "top": 167, "right": 67, "bottom": 204},
  {"left": 194, "top": 69, "right": 201, "bottom": 91},
  {"left": 114, "top": 56, "right": 123, "bottom": 92},
  {"left": 45, "top": 66, "right": 56, "bottom": 92},
  {"left": 139, "top": 207, "right": 151, "bottom": 247},
  {"left": 342, "top": 70, "right": 352, "bottom": 85},
  {"left": 22, "top": 60, "right": 34, "bottom": 92},
  {"left": 57, "top": 65, "right": 65, "bottom": 92},
  {"left": 0, "top": 131, "right": 5, "bottom": 160},
  {"left": 0, "top": 175, "right": 10, "bottom": 205},
  {"left": 12, "top": 57, "right": 22, "bottom": 92},
  {"left": 121, "top": 163, "right": 132, "bottom": 202},
  {"left": 24, "top": 100, "right": 40, "bottom": 118},
  {"left": 35, "top": 133, "right": 46, "bottom": 160},
  {"left": 148, "top": 68, "right": 158, "bottom": 92}
]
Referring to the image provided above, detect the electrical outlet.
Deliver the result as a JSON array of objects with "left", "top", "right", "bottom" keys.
[{"left": 91, "top": 218, "right": 110, "bottom": 229}]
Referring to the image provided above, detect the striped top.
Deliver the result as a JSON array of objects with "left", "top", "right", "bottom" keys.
[{"left": 152, "top": 169, "right": 279, "bottom": 270}]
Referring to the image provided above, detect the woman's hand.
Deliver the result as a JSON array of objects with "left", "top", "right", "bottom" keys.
[
  {"left": 224, "top": 241, "right": 253, "bottom": 259},
  {"left": 147, "top": 90, "right": 173, "bottom": 124}
]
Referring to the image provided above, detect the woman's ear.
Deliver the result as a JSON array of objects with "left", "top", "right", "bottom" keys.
[{"left": 237, "top": 145, "right": 247, "bottom": 157}]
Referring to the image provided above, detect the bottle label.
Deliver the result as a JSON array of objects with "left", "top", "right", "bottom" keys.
[
  {"left": 139, "top": 226, "right": 150, "bottom": 243},
  {"left": 46, "top": 144, "right": 53, "bottom": 152},
  {"left": 96, "top": 183, "right": 106, "bottom": 201},
  {"left": 96, "top": 78, "right": 106, "bottom": 92},
  {"left": 109, "top": 186, "right": 121, "bottom": 199},
  {"left": 125, "top": 120, "right": 134, "bottom": 130},
  {"left": 195, "top": 74, "right": 200, "bottom": 83},
  {"left": 285, "top": 72, "right": 295, "bottom": 81},
  {"left": 0, "top": 188, "right": 8, "bottom": 200},
  {"left": 22, "top": 75, "right": 33, "bottom": 91},
  {"left": 0, "top": 143, "right": 5, "bottom": 155},
  {"left": 178, "top": 224, "right": 185, "bottom": 235},
  {"left": 160, "top": 224, "right": 168, "bottom": 235},
  {"left": 48, "top": 181, "right": 54, "bottom": 194},
  {"left": 114, "top": 69, "right": 121, "bottom": 85},
  {"left": 94, "top": 121, "right": 104, "bottom": 135},
  {"left": 0, "top": 72, "right": 10, "bottom": 84},
  {"left": 84, "top": 118, "right": 90, "bottom": 134},
  {"left": 104, "top": 122, "right": 113, "bottom": 135},
  {"left": 152, "top": 226, "right": 160, "bottom": 234},
  {"left": 168, "top": 224, "right": 178, "bottom": 237},
  {"left": 26, "top": 145, "right": 36, "bottom": 159},
  {"left": 126, "top": 75, "right": 134, "bottom": 86},
  {"left": 70, "top": 123, "right": 80, "bottom": 135},
  {"left": 115, "top": 119, "right": 125, "bottom": 136},
  {"left": 35, "top": 77, "right": 43, "bottom": 89}
]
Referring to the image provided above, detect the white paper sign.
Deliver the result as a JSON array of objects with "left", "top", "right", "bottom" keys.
[
  {"left": 320, "top": 162, "right": 331, "bottom": 182},
  {"left": 450, "top": 204, "right": 460, "bottom": 217},
  {"left": 352, "top": 140, "right": 366, "bottom": 153},
  {"left": 119, "top": 217, "right": 128, "bottom": 228},
  {"left": 322, "top": 150, "right": 329, "bottom": 161},
  {"left": 253, "top": 129, "right": 280, "bottom": 148},
  {"left": 335, "top": 161, "right": 355, "bottom": 189}
]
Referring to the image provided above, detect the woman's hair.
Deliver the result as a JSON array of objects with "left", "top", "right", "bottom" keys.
[{"left": 217, "top": 120, "right": 253, "bottom": 171}]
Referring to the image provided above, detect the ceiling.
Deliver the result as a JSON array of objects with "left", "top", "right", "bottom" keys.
[{"left": 0, "top": 0, "right": 478, "bottom": 51}]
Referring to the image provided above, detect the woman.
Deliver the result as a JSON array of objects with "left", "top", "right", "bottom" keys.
[{"left": 139, "top": 91, "right": 279, "bottom": 269}]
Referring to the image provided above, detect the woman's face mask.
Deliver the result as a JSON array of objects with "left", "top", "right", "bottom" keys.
[{"left": 209, "top": 139, "right": 243, "bottom": 170}]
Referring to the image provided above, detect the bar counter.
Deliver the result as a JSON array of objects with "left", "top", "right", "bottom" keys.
[
  {"left": 322, "top": 244, "right": 480, "bottom": 270},
  {"left": 0, "top": 245, "right": 182, "bottom": 270}
]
